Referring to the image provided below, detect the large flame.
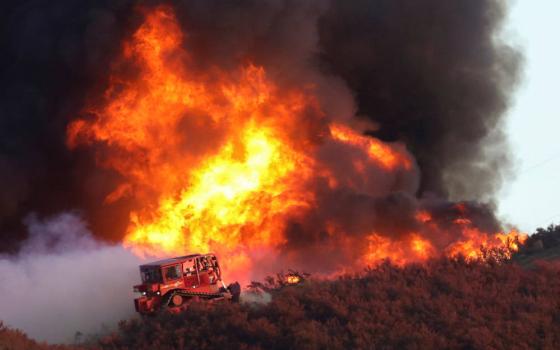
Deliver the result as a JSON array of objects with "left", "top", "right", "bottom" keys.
[
  {"left": 68, "top": 7, "right": 322, "bottom": 279},
  {"left": 68, "top": 7, "right": 525, "bottom": 281}
]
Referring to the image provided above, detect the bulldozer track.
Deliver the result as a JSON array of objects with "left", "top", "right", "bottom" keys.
[{"left": 164, "top": 289, "right": 228, "bottom": 306}]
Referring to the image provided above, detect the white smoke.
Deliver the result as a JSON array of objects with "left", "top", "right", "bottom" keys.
[{"left": 0, "top": 213, "right": 143, "bottom": 343}]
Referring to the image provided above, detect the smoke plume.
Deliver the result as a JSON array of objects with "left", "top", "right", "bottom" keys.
[{"left": 0, "top": 0, "right": 521, "bottom": 250}]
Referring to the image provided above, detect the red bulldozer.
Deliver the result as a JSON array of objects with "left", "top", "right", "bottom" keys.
[{"left": 133, "top": 253, "right": 241, "bottom": 314}]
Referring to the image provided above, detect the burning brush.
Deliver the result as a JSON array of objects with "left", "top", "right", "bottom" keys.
[
  {"left": 248, "top": 270, "right": 311, "bottom": 294},
  {"left": 284, "top": 270, "right": 309, "bottom": 286}
]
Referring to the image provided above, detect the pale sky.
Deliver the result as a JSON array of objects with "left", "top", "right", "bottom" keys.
[{"left": 498, "top": 0, "right": 560, "bottom": 233}]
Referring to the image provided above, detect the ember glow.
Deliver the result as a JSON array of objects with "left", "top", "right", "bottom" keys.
[
  {"left": 67, "top": 6, "right": 525, "bottom": 281},
  {"left": 285, "top": 274, "right": 302, "bottom": 285}
]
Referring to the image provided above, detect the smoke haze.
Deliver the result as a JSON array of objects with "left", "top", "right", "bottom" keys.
[{"left": 0, "top": 213, "right": 142, "bottom": 343}]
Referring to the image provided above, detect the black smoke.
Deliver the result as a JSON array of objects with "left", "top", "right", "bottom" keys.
[
  {"left": 0, "top": 0, "right": 521, "bottom": 252},
  {"left": 318, "top": 0, "right": 521, "bottom": 202},
  {"left": 0, "top": 1, "right": 139, "bottom": 251}
]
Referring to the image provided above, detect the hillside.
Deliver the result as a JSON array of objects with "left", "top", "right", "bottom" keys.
[
  {"left": 0, "top": 323, "right": 83, "bottom": 350},
  {"left": 514, "top": 224, "right": 560, "bottom": 267},
  {"left": 3, "top": 233, "right": 560, "bottom": 350},
  {"left": 96, "top": 258, "right": 560, "bottom": 350}
]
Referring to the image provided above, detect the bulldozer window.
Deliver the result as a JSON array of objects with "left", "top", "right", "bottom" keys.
[
  {"left": 164, "top": 264, "right": 181, "bottom": 281},
  {"left": 198, "top": 257, "right": 211, "bottom": 271},
  {"left": 141, "top": 267, "right": 162, "bottom": 283}
]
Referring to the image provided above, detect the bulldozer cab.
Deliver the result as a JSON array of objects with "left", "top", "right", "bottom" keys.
[
  {"left": 147, "top": 254, "right": 222, "bottom": 289},
  {"left": 139, "top": 254, "right": 222, "bottom": 288},
  {"left": 134, "top": 253, "right": 238, "bottom": 314}
]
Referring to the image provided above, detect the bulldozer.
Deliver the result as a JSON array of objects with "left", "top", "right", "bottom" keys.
[{"left": 133, "top": 253, "right": 241, "bottom": 314}]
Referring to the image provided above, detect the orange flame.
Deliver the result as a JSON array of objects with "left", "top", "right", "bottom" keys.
[
  {"left": 329, "top": 123, "right": 412, "bottom": 170},
  {"left": 285, "top": 274, "right": 302, "bottom": 285},
  {"left": 446, "top": 226, "right": 526, "bottom": 261},
  {"left": 363, "top": 233, "right": 437, "bottom": 266}
]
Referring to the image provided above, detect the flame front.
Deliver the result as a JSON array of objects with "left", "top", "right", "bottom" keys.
[
  {"left": 363, "top": 206, "right": 526, "bottom": 267},
  {"left": 68, "top": 7, "right": 526, "bottom": 281}
]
